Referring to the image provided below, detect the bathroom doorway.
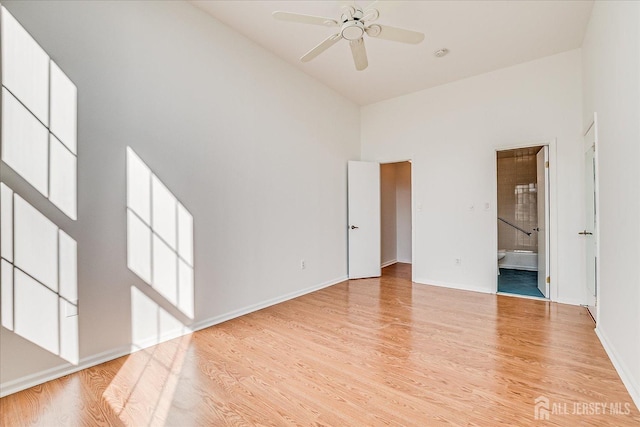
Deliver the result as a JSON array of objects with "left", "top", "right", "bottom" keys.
[
  {"left": 380, "top": 161, "right": 412, "bottom": 269},
  {"left": 496, "top": 146, "right": 550, "bottom": 299}
]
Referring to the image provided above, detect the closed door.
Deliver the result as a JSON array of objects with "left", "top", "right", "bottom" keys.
[
  {"left": 536, "top": 147, "right": 549, "bottom": 298},
  {"left": 347, "top": 161, "right": 381, "bottom": 279}
]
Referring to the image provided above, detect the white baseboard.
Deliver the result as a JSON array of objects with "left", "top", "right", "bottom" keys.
[
  {"left": 381, "top": 259, "right": 397, "bottom": 268},
  {"left": 554, "top": 296, "right": 587, "bottom": 306},
  {"left": 129, "top": 326, "right": 195, "bottom": 353},
  {"left": 412, "top": 277, "right": 493, "bottom": 294},
  {"left": 498, "top": 264, "right": 538, "bottom": 272},
  {"left": 0, "top": 346, "right": 131, "bottom": 398},
  {"left": 595, "top": 327, "right": 640, "bottom": 411},
  {"left": 0, "top": 275, "right": 347, "bottom": 398},
  {"left": 191, "top": 275, "right": 347, "bottom": 332},
  {"left": 496, "top": 291, "right": 547, "bottom": 301}
]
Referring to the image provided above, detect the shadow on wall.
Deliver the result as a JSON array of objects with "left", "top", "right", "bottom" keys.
[
  {"left": 1, "top": 7, "right": 78, "bottom": 220},
  {"left": 0, "top": 7, "right": 78, "bottom": 364},
  {"left": 114, "top": 146, "right": 196, "bottom": 421},
  {"left": 126, "top": 147, "right": 195, "bottom": 349},
  {"left": 1, "top": 184, "right": 79, "bottom": 364},
  {"left": 0, "top": 5, "right": 195, "bottom": 365}
]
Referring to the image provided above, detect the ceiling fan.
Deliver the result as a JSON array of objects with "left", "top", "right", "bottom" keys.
[{"left": 272, "top": 3, "right": 425, "bottom": 71}]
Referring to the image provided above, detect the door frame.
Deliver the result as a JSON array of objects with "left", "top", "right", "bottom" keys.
[
  {"left": 378, "top": 158, "right": 415, "bottom": 281},
  {"left": 493, "top": 139, "right": 558, "bottom": 301},
  {"left": 536, "top": 146, "right": 550, "bottom": 298},
  {"left": 584, "top": 113, "right": 600, "bottom": 322}
]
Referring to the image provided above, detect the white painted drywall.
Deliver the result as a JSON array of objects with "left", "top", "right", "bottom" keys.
[
  {"left": 380, "top": 163, "right": 397, "bottom": 266},
  {"left": 361, "top": 50, "right": 584, "bottom": 301},
  {"left": 582, "top": 0, "right": 640, "bottom": 408},
  {"left": 0, "top": 0, "right": 359, "bottom": 391},
  {"left": 395, "top": 162, "right": 412, "bottom": 264}
]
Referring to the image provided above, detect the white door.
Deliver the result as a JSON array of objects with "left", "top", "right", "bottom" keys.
[
  {"left": 348, "top": 161, "right": 381, "bottom": 279},
  {"left": 584, "top": 124, "right": 597, "bottom": 320},
  {"left": 536, "top": 147, "right": 550, "bottom": 297}
]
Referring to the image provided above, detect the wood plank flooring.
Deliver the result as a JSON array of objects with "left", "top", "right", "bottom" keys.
[{"left": 1, "top": 263, "right": 639, "bottom": 426}]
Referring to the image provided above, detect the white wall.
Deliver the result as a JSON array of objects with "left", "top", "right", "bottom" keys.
[
  {"left": 582, "top": 0, "right": 640, "bottom": 408},
  {"left": 395, "top": 162, "right": 412, "bottom": 263},
  {"left": 380, "top": 163, "right": 397, "bottom": 266},
  {"left": 361, "top": 50, "right": 584, "bottom": 301},
  {"left": 0, "top": 0, "right": 359, "bottom": 393}
]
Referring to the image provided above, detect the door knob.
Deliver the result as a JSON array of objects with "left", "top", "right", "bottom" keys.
[
  {"left": 578, "top": 230, "right": 593, "bottom": 235},
  {"left": 350, "top": 225, "right": 359, "bottom": 230}
]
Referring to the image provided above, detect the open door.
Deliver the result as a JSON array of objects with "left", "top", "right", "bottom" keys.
[
  {"left": 536, "top": 147, "right": 550, "bottom": 297},
  {"left": 583, "top": 122, "right": 598, "bottom": 321},
  {"left": 348, "top": 161, "right": 381, "bottom": 279}
]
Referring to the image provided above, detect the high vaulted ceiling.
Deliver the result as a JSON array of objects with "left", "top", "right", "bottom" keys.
[{"left": 191, "top": 1, "right": 594, "bottom": 105}]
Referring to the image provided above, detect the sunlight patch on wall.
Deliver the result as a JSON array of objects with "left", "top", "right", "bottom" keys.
[
  {"left": 0, "top": 6, "right": 77, "bottom": 220},
  {"left": 0, "top": 5, "right": 49, "bottom": 125},
  {"left": 130, "top": 286, "right": 191, "bottom": 350},
  {"left": 1, "top": 89, "right": 49, "bottom": 195},
  {"left": 126, "top": 147, "right": 194, "bottom": 319},
  {"left": 49, "top": 61, "right": 78, "bottom": 154},
  {"left": 0, "top": 183, "right": 78, "bottom": 364}
]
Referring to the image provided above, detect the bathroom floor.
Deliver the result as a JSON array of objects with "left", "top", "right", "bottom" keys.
[{"left": 498, "top": 268, "right": 544, "bottom": 298}]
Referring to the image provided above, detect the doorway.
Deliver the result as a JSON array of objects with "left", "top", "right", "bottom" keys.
[
  {"left": 347, "top": 160, "right": 412, "bottom": 280},
  {"left": 496, "top": 146, "right": 550, "bottom": 299},
  {"left": 380, "top": 161, "right": 412, "bottom": 269}
]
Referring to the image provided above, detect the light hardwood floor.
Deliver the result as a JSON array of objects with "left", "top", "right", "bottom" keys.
[{"left": 1, "top": 263, "right": 638, "bottom": 426}]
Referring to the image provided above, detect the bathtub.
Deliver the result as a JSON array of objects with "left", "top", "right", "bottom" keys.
[{"left": 498, "top": 250, "right": 538, "bottom": 271}]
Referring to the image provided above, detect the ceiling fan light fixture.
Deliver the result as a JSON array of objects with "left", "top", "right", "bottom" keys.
[
  {"left": 341, "top": 21, "right": 365, "bottom": 41},
  {"left": 434, "top": 48, "right": 449, "bottom": 57}
]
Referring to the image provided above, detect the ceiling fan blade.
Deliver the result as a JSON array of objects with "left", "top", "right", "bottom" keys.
[
  {"left": 366, "top": 24, "right": 424, "bottom": 44},
  {"left": 350, "top": 38, "right": 368, "bottom": 71},
  {"left": 300, "top": 34, "right": 342, "bottom": 63},
  {"left": 272, "top": 11, "right": 338, "bottom": 27}
]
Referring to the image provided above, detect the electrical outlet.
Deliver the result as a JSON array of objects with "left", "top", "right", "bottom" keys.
[
  {"left": 455, "top": 258, "right": 462, "bottom": 266},
  {"left": 300, "top": 259, "right": 306, "bottom": 270}
]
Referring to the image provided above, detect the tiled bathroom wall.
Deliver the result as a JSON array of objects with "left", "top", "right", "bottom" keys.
[{"left": 497, "top": 148, "right": 540, "bottom": 251}]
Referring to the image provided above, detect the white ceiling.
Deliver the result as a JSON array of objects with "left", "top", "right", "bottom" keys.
[{"left": 190, "top": 1, "right": 593, "bottom": 105}]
